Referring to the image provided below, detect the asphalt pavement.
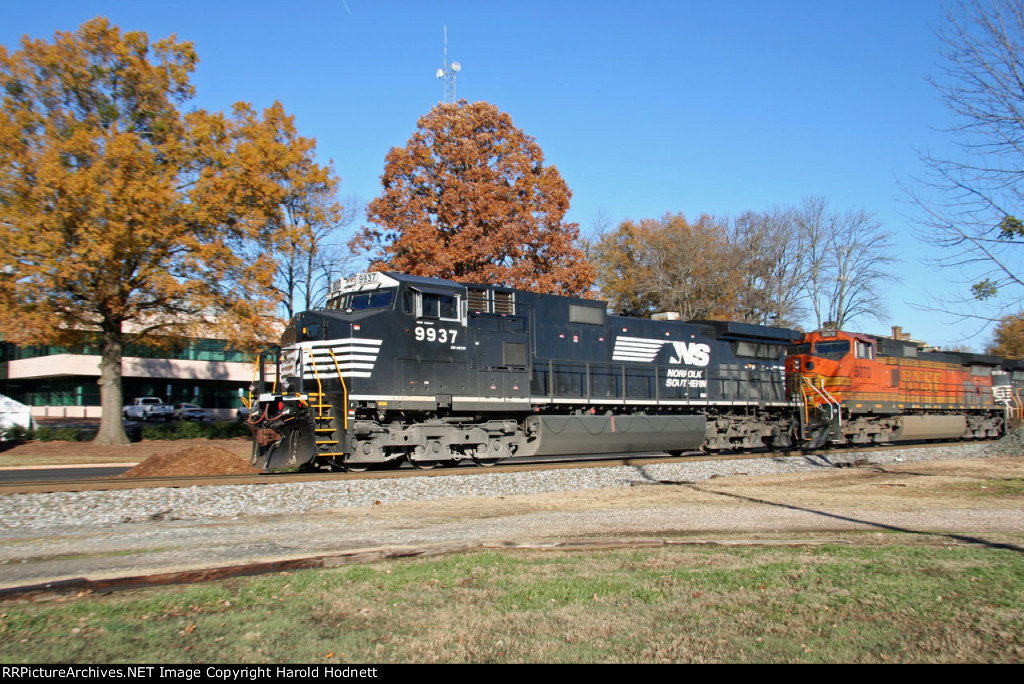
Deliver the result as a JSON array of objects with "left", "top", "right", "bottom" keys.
[{"left": 0, "top": 464, "right": 133, "bottom": 482}]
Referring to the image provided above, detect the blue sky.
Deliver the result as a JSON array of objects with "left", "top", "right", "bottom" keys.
[{"left": 0, "top": 0, "right": 1003, "bottom": 349}]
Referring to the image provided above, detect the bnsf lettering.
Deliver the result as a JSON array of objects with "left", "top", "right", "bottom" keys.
[
  {"left": 903, "top": 369, "right": 943, "bottom": 384},
  {"left": 669, "top": 342, "right": 710, "bottom": 367},
  {"left": 901, "top": 368, "right": 945, "bottom": 392}
]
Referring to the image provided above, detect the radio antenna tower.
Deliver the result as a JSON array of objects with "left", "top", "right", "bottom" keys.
[{"left": 436, "top": 25, "right": 460, "bottom": 103}]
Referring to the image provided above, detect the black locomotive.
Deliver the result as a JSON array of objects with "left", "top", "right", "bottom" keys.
[{"left": 247, "top": 272, "right": 803, "bottom": 471}]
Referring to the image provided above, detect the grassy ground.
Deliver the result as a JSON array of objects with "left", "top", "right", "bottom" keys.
[{"left": 2, "top": 541, "right": 1022, "bottom": 663}]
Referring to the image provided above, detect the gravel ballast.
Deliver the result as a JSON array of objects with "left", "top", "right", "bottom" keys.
[{"left": 0, "top": 440, "right": 1009, "bottom": 531}]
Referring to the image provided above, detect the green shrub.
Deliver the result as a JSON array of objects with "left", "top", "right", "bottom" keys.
[
  {"left": 53, "top": 427, "right": 82, "bottom": 442},
  {"left": 140, "top": 422, "right": 177, "bottom": 440},
  {"left": 1, "top": 424, "right": 30, "bottom": 442},
  {"left": 173, "top": 420, "right": 206, "bottom": 440},
  {"left": 206, "top": 420, "right": 251, "bottom": 440},
  {"left": 139, "top": 419, "right": 250, "bottom": 441},
  {"left": 34, "top": 426, "right": 54, "bottom": 442}
]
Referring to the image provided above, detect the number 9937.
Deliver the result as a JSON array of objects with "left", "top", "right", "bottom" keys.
[{"left": 414, "top": 326, "right": 458, "bottom": 344}]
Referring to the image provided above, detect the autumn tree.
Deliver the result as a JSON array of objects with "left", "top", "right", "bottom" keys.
[
  {"left": 0, "top": 18, "right": 336, "bottom": 444},
  {"left": 591, "top": 218, "right": 660, "bottom": 316},
  {"left": 354, "top": 100, "right": 594, "bottom": 296},
  {"left": 729, "top": 207, "right": 806, "bottom": 327},
  {"left": 593, "top": 200, "right": 893, "bottom": 330},
  {"left": 593, "top": 213, "right": 741, "bottom": 320},
  {"left": 988, "top": 312, "right": 1024, "bottom": 358},
  {"left": 911, "top": 0, "right": 1024, "bottom": 324}
]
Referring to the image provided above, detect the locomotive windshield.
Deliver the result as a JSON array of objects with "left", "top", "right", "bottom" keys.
[
  {"left": 813, "top": 340, "right": 850, "bottom": 359},
  {"left": 334, "top": 289, "right": 395, "bottom": 312}
]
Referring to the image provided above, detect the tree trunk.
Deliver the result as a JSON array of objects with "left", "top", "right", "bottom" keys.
[{"left": 94, "top": 325, "right": 131, "bottom": 445}]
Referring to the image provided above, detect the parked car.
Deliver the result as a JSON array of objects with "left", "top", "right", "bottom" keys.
[
  {"left": 172, "top": 402, "right": 208, "bottom": 421},
  {"left": 122, "top": 397, "right": 175, "bottom": 421}
]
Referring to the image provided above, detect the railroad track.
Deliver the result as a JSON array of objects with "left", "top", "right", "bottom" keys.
[{"left": 0, "top": 440, "right": 970, "bottom": 495}]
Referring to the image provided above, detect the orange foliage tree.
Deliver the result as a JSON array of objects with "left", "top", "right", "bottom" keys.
[
  {"left": 354, "top": 100, "right": 594, "bottom": 296},
  {"left": 593, "top": 213, "right": 741, "bottom": 320},
  {"left": 989, "top": 313, "right": 1024, "bottom": 358},
  {"left": 0, "top": 18, "right": 337, "bottom": 444}
]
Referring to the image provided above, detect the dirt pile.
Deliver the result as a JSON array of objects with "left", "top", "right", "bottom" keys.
[{"left": 117, "top": 445, "right": 260, "bottom": 478}]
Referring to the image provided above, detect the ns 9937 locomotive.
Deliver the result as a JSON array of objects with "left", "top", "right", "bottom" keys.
[{"left": 246, "top": 271, "right": 805, "bottom": 472}]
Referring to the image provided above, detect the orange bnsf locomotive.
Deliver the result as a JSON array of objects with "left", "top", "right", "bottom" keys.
[{"left": 786, "top": 329, "right": 1024, "bottom": 448}]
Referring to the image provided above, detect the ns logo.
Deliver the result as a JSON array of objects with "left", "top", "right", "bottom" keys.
[{"left": 669, "top": 342, "right": 711, "bottom": 367}]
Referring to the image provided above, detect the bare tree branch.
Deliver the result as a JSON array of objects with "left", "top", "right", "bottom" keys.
[{"left": 911, "top": 0, "right": 1024, "bottom": 324}]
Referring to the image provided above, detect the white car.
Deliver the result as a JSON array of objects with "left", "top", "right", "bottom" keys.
[
  {"left": 123, "top": 397, "right": 175, "bottom": 421},
  {"left": 172, "top": 402, "right": 208, "bottom": 421}
]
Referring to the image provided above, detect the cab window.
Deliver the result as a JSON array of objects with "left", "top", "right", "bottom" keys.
[
  {"left": 854, "top": 340, "right": 875, "bottom": 360},
  {"left": 423, "top": 292, "right": 458, "bottom": 319},
  {"left": 403, "top": 288, "right": 461, "bottom": 321}
]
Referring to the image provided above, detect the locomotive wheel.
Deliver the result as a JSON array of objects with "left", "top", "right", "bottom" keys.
[
  {"left": 409, "top": 441, "right": 446, "bottom": 469},
  {"left": 470, "top": 439, "right": 508, "bottom": 466},
  {"left": 344, "top": 461, "right": 372, "bottom": 473},
  {"left": 411, "top": 459, "right": 441, "bottom": 470}
]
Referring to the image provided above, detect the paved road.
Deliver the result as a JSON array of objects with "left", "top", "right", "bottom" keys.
[{"left": 0, "top": 465, "right": 132, "bottom": 483}]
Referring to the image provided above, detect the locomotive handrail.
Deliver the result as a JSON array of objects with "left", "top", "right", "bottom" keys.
[
  {"left": 326, "top": 349, "right": 349, "bottom": 431},
  {"left": 307, "top": 349, "right": 331, "bottom": 430},
  {"left": 245, "top": 353, "right": 275, "bottom": 420},
  {"left": 802, "top": 375, "right": 842, "bottom": 427},
  {"left": 305, "top": 348, "right": 344, "bottom": 457}
]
